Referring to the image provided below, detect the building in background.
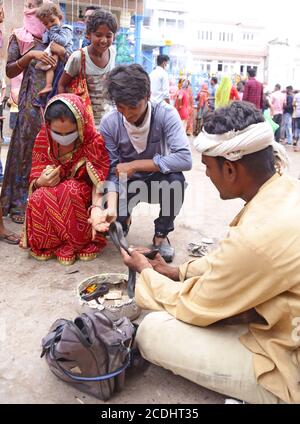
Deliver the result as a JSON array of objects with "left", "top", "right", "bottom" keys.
[
  {"left": 266, "top": 38, "right": 300, "bottom": 90},
  {"left": 186, "top": 18, "right": 268, "bottom": 94},
  {"left": 0, "top": 0, "right": 299, "bottom": 91},
  {"left": 143, "top": 0, "right": 190, "bottom": 74},
  {"left": 188, "top": 19, "right": 267, "bottom": 78}
]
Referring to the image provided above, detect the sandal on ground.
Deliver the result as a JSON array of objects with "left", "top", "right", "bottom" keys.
[
  {"left": 57, "top": 256, "right": 76, "bottom": 266},
  {"left": 30, "top": 251, "right": 55, "bottom": 261},
  {"left": 10, "top": 213, "right": 25, "bottom": 224},
  {"left": 0, "top": 232, "right": 20, "bottom": 245},
  {"left": 77, "top": 252, "right": 98, "bottom": 262},
  {"left": 152, "top": 236, "right": 175, "bottom": 263}
]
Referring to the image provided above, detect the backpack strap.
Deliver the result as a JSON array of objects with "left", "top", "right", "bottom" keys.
[
  {"left": 79, "top": 48, "right": 87, "bottom": 80},
  {"left": 40, "top": 319, "right": 68, "bottom": 358},
  {"left": 49, "top": 336, "right": 131, "bottom": 382}
]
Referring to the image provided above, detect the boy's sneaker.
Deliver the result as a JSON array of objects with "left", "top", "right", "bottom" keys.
[{"left": 152, "top": 236, "right": 175, "bottom": 263}]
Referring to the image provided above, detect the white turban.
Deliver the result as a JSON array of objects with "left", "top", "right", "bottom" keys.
[
  {"left": 194, "top": 122, "right": 275, "bottom": 160},
  {"left": 194, "top": 121, "right": 289, "bottom": 172}
]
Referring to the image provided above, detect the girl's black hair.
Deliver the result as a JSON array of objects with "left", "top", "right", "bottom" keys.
[
  {"left": 44, "top": 101, "right": 76, "bottom": 124},
  {"left": 86, "top": 9, "right": 118, "bottom": 34}
]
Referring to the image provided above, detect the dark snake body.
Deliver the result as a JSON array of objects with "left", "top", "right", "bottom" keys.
[{"left": 109, "top": 222, "right": 158, "bottom": 298}]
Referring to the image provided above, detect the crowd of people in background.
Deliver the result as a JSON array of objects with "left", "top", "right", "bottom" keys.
[
  {"left": 0, "top": 1, "right": 299, "bottom": 233},
  {"left": 165, "top": 63, "right": 300, "bottom": 150}
]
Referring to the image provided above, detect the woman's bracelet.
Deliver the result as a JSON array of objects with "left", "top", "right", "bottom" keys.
[
  {"left": 16, "top": 59, "right": 24, "bottom": 71},
  {"left": 88, "top": 204, "right": 104, "bottom": 216},
  {"left": 33, "top": 178, "right": 40, "bottom": 190}
]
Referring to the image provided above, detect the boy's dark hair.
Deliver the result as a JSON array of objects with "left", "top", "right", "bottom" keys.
[
  {"left": 35, "top": 3, "right": 63, "bottom": 20},
  {"left": 247, "top": 68, "right": 256, "bottom": 78},
  {"left": 211, "top": 77, "right": 218, "bottom": 84},
  {"left": 106, "top": 64, "right": 151, "bottom": 106},
  {"left": 275, "top": 83, "right": 281, "bottom": 90},
  {"left": 45, "top": 101, "right": 76, "bottom": 125},
  {"left": 157, "top": 55, "right": 170, "bottom": 66},
  {"left": 203, "top": 101, "right": 275, "bottom": 177},
  {"left": 86, "top": 9, "right": 118, "bottom": 34}
]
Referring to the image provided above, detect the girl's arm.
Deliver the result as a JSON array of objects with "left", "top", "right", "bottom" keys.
[
  {"left": 57, "top": 71, "right": 73, "bottom": 94},
  {"left": 57, "top": 51, "right": 80, "bottom": 93}
]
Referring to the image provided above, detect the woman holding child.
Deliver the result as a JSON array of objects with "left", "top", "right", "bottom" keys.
[
  {"left": 0, "top": 0, "right": 67, "bottom": 225},
  {"left": 21, "top": 94, "right": 110, "bottom": 265}
]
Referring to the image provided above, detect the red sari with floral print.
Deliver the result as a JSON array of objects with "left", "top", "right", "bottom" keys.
[{"left": 22, "top": 94, "right": 110, "bottom": 263}]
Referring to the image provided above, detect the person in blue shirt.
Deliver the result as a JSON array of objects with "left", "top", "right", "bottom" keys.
[{"left": 93, "top": 64, "right": 193, "bottom": 263}]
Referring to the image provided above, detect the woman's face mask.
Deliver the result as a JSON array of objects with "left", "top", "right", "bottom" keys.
[{"left": 50, "top": 130, "right": 78, "bottom": 146}]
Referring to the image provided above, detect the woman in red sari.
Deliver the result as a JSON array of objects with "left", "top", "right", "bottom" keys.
[
  {"left": 21, "top": 93, "right": 110, "bottom": 265},
  {"left": 186, "top": 80, "right": 195, "bottom": 136}
]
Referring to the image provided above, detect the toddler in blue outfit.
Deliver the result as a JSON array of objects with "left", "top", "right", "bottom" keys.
[{"left": 35, "top": 2, "right": 73, "bottom": 95}]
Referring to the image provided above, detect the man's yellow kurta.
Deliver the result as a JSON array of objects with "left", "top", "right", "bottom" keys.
[{"left": 136, "top": 174, "right": 300, "bottom": 403}]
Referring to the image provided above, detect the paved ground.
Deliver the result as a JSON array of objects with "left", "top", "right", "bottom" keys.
[{"left": 1, "top": 112, "right": 299, "bottom": 404}]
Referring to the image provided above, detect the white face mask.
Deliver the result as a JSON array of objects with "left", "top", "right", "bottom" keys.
[{"left": 50, "top": 130, "right": 78, "bottom": 146}]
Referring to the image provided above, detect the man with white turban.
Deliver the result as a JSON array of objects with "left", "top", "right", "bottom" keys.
[{"left": 121, "top": 101, "right": 300, "bottom": 404}]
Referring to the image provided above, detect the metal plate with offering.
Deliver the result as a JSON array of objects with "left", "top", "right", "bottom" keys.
[{"left": 77, "top": 273, "right": 141, "bottom": 321}]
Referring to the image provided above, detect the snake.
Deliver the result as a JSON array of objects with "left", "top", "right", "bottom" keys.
[{"left": 108, "top": 221, "right": 159, "bottom": 298}]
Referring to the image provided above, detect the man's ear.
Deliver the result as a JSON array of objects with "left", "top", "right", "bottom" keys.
[
  {"left": 223, "top": 160, "right": 238, "bottom": 181},
  {"left": 86, "top": 33, "right": 91, "bottom": 40}
]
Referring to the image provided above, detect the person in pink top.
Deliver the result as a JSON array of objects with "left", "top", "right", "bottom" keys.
[
  {"left": 270, "top": 84, "right": 285, "bottom": 142},
  {"left": 174, "top": 79, "right": 189, "bottom": 131}
]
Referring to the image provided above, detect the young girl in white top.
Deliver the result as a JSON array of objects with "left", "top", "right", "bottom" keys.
[{"left": 58, "top": 9, "right": 118, "bottom": 126}]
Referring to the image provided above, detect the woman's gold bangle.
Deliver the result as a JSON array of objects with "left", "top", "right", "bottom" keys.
[{"left": 33, "top": 178, "right": 40, "bottom": 190}]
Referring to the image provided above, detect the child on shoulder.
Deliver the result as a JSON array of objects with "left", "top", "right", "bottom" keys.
[{"left": 35, "top": 2, "right": 73, "bottom": 96}]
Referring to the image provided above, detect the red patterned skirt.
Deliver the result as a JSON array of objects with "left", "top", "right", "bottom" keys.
[{"left": 25, "top": 179, "right": 106, "bottom": 264}]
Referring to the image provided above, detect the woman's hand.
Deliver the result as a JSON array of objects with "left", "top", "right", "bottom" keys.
[
  {"left": 31, "top": 50, "right": 57, "bottom": 68},
  {"left": 50, "top": 42, "right": 66, "bottom": 60},
  {"left": 88, "top": 207, "right": 117, "bottom": 239},
  {"left": 36, "top": 165, "right": 61, "bottom": 188},
  {"left": 120, "top": 248, "right": 153, "bottom": 274}
]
